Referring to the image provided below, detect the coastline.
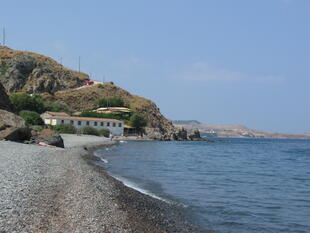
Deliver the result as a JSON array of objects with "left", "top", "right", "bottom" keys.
[
  {"left": 85, "top": 148, "right": 208, "bottom": 233},
  {"left": 0, "top": 135, "right": 209, "bottom": 232}
]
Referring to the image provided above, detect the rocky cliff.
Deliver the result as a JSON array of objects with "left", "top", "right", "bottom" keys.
[{"left": 0, "top": 46, "right": 89, "bottom": 94}]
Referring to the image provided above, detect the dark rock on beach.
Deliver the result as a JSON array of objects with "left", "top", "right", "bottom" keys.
[{"left": 37, "top": 133, "right": 64, "bottom": 148}]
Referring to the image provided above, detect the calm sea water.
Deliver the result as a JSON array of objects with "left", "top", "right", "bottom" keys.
[{"left": 95, "top": 139, "right": 310, "bottom": 233}]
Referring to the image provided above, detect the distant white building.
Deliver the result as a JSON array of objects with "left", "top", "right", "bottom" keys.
[{"left": 41, "top": 112, "right": 124, "bottom": 136}]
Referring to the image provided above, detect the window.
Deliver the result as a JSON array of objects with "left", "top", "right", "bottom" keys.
[
  {"left": 107, "top": 122, "right": 110, "bottom": 127},
  {"left": 61, "top": 120, "right": 64, "bottom": 124},
  {"left": 113, "top": 122, "right": 116, "bottom": 127},
  {"left": 78, "top": 121, "right": 81, "bottom": 126},
  {"left": 100, "top": 122, "right": 104, "bottom": 126},
  {"left": 86, "top": 121, "right": 90, "bottom": 126},
  {"left": 70, "top": 120, "right": 74, "bottom": 125},
  {"left": 118, "top": 123, "right": 122, "bottom": 127},
  {"left": 94, "top": 122, "right": 97, "bottom": 126}
]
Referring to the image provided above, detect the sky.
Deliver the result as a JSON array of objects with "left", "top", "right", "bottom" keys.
[{"left": 1, "top": 0, "right": 309, "bottom": 133}]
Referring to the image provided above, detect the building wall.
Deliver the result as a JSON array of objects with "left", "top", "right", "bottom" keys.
[
  {"left": 46, "top": 118, "right": 124, "bottom": 136},
  {"left": 44, "top": 119, "right": 57, "bottom": 125}
]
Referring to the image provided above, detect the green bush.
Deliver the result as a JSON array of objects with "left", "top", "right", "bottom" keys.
[
  {"left": 79, "top": 126, "right": 99, "bottom": 136},
  {"left": 44, "top": 101, "right": 70, "bottom": 113},
  {"left": 1, "top": 61, "right": 8, "bottom": 75},
  {"left": 19, "top": 110, "right": 44, "bottom": 126},
  {"left": 10, "top": 93, "right": 45, "bottom": 113},
  {"left": 129, "top": 113, "right": 147, "bottom": 131},
  {"left": 96, "top": 97, "right": 127, "bottom": 108},
  {"left": 30, "top": 125, "right": 44, "bottom": 132},
  {"left": 54, "top": 124, "right": 77, "bottom": 134},
  {"left": 98, "top": 84, "right": 104, "bottom": 88},
  {"left": 99, "top": 128, "right": 110, "bottom": 137}
]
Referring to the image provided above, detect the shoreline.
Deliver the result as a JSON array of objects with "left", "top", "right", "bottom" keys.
[
  {"left": 83, "top": 140, "right": 208, "bottom": 233},
  {"left": 0, "top": 135, "right": 210, "bottom": 232}
]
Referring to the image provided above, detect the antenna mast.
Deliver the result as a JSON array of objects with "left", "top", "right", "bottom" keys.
[
  {"left": 2, "top": 27, "right": 5, "bottom": 46},
  {"left": 78, "top": 56, "right": 81, "bottom": 72}
]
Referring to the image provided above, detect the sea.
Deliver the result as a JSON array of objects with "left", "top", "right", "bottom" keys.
[{"left": 95, "top": 138, "right": 310, "bottom": 233}]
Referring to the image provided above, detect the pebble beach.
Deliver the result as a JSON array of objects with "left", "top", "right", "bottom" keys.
[{"left": 0, "top": 134, "right": 201, "bottom": 233}]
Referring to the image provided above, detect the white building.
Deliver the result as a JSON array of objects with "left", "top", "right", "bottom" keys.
[
  {"left": 41, "top": 111, "right": 70, "bottom": 119},
  {"left": 42, "top": 114, "right": 124, "bottom": 136}
]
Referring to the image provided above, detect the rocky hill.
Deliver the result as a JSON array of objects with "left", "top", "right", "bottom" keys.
[
  {"left": 0, "top": 46, "right": 89, "bottom": 94},
  {"left": 43, "top": 83, "right": 176, "bottom": 139},
  {"left": 0, "top": 47, "right": 177, "bottom": 139},
  {"left": 174, "top": 121, "right": 310, "bottom": 139}
]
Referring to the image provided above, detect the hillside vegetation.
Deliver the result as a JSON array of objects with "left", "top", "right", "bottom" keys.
[{"left": 43, "top": 83, "right": 176, "bottom": 138}]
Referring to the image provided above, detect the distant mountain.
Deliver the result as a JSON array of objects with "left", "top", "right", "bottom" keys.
[
  {"left": 173, "top": 121, "right": 310, "bottom": 139},
  {"left": 172, "top": 120, "right": 201, "bottom": 125}
]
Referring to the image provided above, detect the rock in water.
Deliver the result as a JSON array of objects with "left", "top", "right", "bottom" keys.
[
  {"left": 176, "top": 127, "right": 188, "bottom": 140},
  {"left": 38, "top": 134, "right": 64, "bottom": 148},
  {"left": 188, "top": 129, "right": 202, "bottom": 141},
  {"left": 0, "top": 110, "right": 31, "bottom": 142}
]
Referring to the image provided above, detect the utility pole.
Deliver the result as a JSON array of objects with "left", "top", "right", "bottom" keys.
[
  {"left": 78, "top": 56, "right": 81, "bottom": 72},
  {"left": 2, "top": 27, "right": 5, "bottom": 46}
]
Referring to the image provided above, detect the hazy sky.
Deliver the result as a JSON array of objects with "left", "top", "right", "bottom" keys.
[{"left": 1, "top": 0, "right": 309, "bottom": 133}]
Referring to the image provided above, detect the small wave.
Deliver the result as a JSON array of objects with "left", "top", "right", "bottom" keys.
[
  {"left": 100, "top": 158, "right": 108, "bottom": 163},
  {"left": 110, "top": 173, "right": 172, "bottom": 204},
  {"left": 93, "top": 151, "right": 108, "bottom": 163},
  {"left": 119, "top": 140, "right": 127, "bottom": 143}
]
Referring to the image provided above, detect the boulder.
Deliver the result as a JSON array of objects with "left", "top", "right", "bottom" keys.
[
  {"left": 0, "top": 110, "right": 31, "bottom": 142},
  {"left": 0, "top": 82, "right": 15, "bottom": 112},
  {"left": 37, "top": 134, "right": 64, "bottom": 148}
]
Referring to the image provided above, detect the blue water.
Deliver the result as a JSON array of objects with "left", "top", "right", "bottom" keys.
[{"left": 96, "top": 139, "right": 310, "bottom": 233}]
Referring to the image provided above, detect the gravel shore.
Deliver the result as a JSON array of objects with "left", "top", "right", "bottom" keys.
[{"left": 0, "top": 135, "right": 205, "bottom": 233}]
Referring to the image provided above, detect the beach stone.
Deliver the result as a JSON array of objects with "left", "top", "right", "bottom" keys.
[
  {"left": 38, "top": 134, "right": 64, "bottom": 148},
  {"left": 0, "top": 110, "right": 31, "bottom": 142}
]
